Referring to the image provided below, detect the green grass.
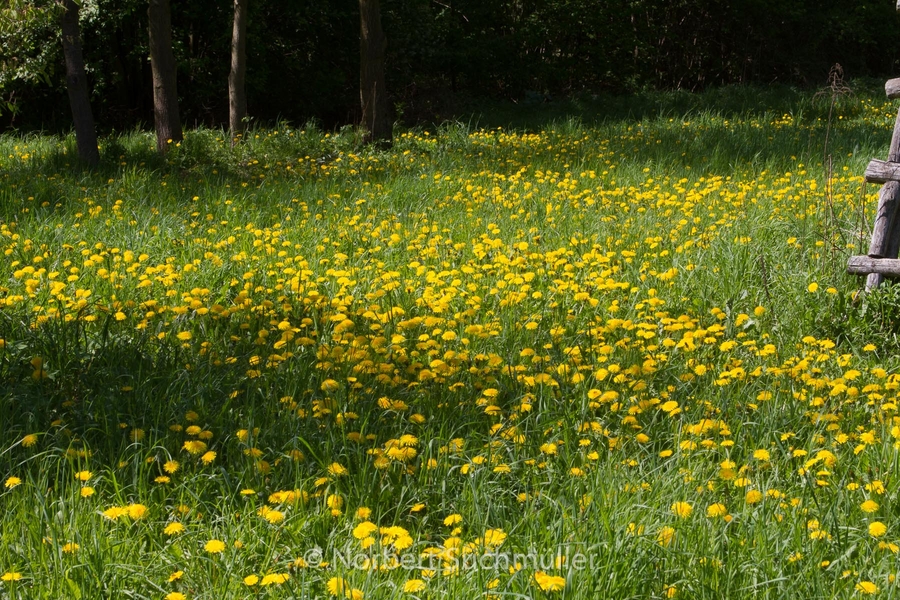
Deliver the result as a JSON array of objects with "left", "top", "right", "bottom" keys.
[{"left": 0, "top": 82, "right": 899, "bottom": 599}]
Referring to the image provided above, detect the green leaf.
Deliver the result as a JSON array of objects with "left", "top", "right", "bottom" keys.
[{"left": 65, "top": 578, "right": 83, "bottom": 599}]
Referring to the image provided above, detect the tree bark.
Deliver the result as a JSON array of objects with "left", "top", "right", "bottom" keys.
[
  {"left": 359, "top": 0, "right": 391, "bottom": 146},
  {"left": 60, "top": 0, "right": 99, "bottom": 166},
  {"left": 228, "top": 0, "right": 248, "bottom": 141},
  {"left": 148, "top": 0, "right": 182, "bottom": 154}
]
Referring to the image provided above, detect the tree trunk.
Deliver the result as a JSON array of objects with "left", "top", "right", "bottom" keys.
[
  {"left": 359, "top": 0, "right": 391, "bottom": 146},
  {"left": 60, "top": 0, "right": 99, "bottom": 166},
  {"left": 228, "top": 0, "right": 248, "bottom": 141},
  {"left": 148, "top": 0, "right": 182, "bottom": 154}
]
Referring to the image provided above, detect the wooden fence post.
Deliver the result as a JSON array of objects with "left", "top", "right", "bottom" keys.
[{"left": 855, "top": 79, "right": 900, "bottom": 289}]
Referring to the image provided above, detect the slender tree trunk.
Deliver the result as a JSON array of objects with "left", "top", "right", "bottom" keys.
[
  {"left": 359, "top": 0, "right": 391, "bottom": 146},
  {"left": 148, "top": 0, "right": 182, "bottom": 154},
  {"left": 60, "top": 0, "right": 99, "bottom": 166},
  {"left": 228, "top": 0, "right": 248, "bottom": 142}
]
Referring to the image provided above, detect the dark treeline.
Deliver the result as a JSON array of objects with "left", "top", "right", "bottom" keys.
[{"left": 3, "top": 0, "right": 900, "bottom": 133}]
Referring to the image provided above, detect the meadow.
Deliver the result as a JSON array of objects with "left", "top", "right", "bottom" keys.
[{"left": 2, "top": 84, "right": 900, "bottom": 599}]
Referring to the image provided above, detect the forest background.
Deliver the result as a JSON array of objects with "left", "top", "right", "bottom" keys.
[{"left": 3, "top": 0, "right": 900, "bottom": 134}]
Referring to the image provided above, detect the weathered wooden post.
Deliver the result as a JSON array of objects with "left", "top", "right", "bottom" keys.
[{"left": 848, "top": 78, "right": 900, "bottom": 288}]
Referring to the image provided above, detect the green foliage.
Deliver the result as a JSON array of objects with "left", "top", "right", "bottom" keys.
[
  {"left": 839, "top": 282, "right": 900, "bottom": 353},
  {"left": 0, "top": 0, "right": 60, "bottom": 117},
  {"left": 4, "top": 0, "right": 900, "bottom": 132}
]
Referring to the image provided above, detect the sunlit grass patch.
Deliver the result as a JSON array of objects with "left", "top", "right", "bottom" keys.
[{"left": 0, "top": 87, "right": 899, "bottom": 598}]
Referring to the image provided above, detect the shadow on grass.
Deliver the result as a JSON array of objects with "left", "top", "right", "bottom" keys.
[
  {"left": 0, "top": 122, "right": 343, "bottom": 215},
  {"left": 430, "top": 79, "right": 888, "bottom": 130},
  {"left": 0, "top": 311, "right": 320, "bottom": 466}
]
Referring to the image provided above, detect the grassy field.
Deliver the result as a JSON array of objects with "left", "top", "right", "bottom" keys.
[{"left": 2, "top": 84, "right": 900, "bottom": 599}]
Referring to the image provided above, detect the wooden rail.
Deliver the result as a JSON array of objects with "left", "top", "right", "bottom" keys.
[
  {"left": 865, "top": 159, "right": 900, "bottom": 184},
  {"left": 851, "top": 77, "right": 900, "bottom": 289},
  {"left": 848, "top": 255, "right": 900, "bottom": 276}
]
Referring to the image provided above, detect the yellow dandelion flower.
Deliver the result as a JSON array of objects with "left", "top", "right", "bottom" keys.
[
  {"left": 855, "top": 581, "right": 878, "bottom": 594},
  {"left": 745, "top": 490, "right": 763, "bottom": 504},
  {"left": 62, "top": 543, "right": 79, "bottom": 554},
  {"left": 353, "top": 521, "right": 378, "bottom": 540},
  {"left": 403, "top": 579, "right": 426, "bottom": 593},
  {"left": 328, "top": 462, "right": 348, "bottom": 476},
  {"left": 321, "top": 379, "right": 340, "bottom": 392},
  {"left": 444, "top": 514, "right": 462, "bottom": 527},
  {"left": 4, "top": 476, "right": 22, "bottom": 489},
  {"left": 182, "top": 440, "right": 207, "bottom": 455},
  {"left": 244, "top": 574, "right": 259, "bottom": 586},
  {"left": 264, "top": 510, "right": 285, "bottom": 524},
  {"left": 75, "top": 470, "right": 92, "bottom": 482},
  {"left": 102, "top": 506, "right": 127, "bottom": 520},
  {"left": 327, "top": 577, "right": 350, "bottom": 596},
  {"left": 164, "top": 522, "right": 186, "bottom": 536},
  {"left": 483, "top": 528, "right": 507, "bottom": 548},
  {"left": 387, "top": 446, "right": 418, "bottom": 462},
  {"left": 861, "top": 500, "right": 879, "bottom": 513},
  {"left": 204, "top": 539, "right": 226, "bottom": 553},
  {"left": 21, "top": 434, "right": 37, "bottom": 447},
  {"left": 260, "top": 573, "right": 290, "bottom": 586},
  {"left": 706, "top": 503, "right": 727, "bottom": 518},
  {"left": 657, "top": 526, "right": 675, "bottom": 547},
  {"left": 126, "top": 504, "right": 148, "bottom": 519},
  {"left": 326, "top": 494, "right": 343, "bottom": 511},
  {"left": 201, "top": 451, "right": 216, "bottom": 465},
  {"left": 533, "top": 571, "right": 565, "bottom": 592},
  {"left": 80, "top": 486, "right": 95, "bottom": 498},
  {"left": 869, "top": 522, "right": 887, "bottom": 538},
  {"left": 671, "top": 502, "right": 692, "bottom": 518}
]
